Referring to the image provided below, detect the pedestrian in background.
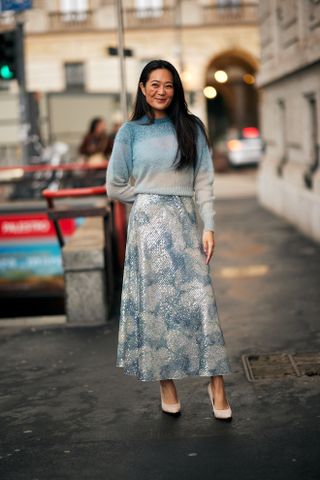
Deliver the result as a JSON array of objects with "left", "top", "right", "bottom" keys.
[
  {"left": 79, "top": 117, "right": 110, "bottom": 164},
  {"left": 106, "top": 59, "right": 232, "bottom": 421}
]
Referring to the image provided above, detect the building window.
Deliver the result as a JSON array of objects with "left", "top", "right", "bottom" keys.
[
  {"left": 64, "top": 62, "right": 85, "bottom": 91},
  {"left": 217, "top": 0, "right": 241, "bottom": 5},
  {"left": 60, "top": 0, "right": 88, "bottom": 21},
  {"left": 309, "top": 96, "right": 319, "bottom": 171},
  {"left": 217, "top": 0, "right": 241, "bottom": 14},
  {"left": 135, "top": 0, "right": 163, "bottom": 18},
  {"left": 304, "top": 94, "right": 319, "bottom": 188},
  {"left": 277, "top": 99, "right": 287, "bottom": 176}
]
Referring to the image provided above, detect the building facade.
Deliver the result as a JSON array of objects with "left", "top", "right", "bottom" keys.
[
  {"left": 0, "top": 0, "right": 260, "bottom": 163},
  {"left": 259, "top": 0, "right": 320, "bottom": 241},
  {"left": 257, "top": 0, "right": 320, "bottom": 243}
]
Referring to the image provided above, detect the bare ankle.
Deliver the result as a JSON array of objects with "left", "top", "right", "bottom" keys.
[
  {"left": 160, "top": 379, "right": 173, "bottom": 386},
  {"left": 210, "top": 376, "right": 225, "bottom": 392}
]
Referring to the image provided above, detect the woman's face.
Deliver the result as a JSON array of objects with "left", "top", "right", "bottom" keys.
[
  {"left": 95, "top": 120, "right": 106, "bottom": 135},
  {"left": 140, "top": 68, "right": 174, "bottom": 118}
]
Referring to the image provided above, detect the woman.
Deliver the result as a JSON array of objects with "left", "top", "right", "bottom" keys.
[
  {"left": 106, "top": 60, "right": 232, "bottom": 421},
  {"left": 79, "top": 117, "right": 111, "bottom": 162}
]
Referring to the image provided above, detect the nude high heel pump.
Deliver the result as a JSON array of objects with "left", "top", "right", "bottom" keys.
[
  {"left": 207, "top": 383, "right": 232, "bottom": 421},
  {"left": 160, "top": 384, "right": 181, "bottom": 416}
]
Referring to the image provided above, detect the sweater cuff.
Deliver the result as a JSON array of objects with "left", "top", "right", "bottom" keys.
[{"left": 203, "top": 216, "right": 215, "bottom": 232}]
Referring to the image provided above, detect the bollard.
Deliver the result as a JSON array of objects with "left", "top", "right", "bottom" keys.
[{"left": 62, "top": 217, "right": 108, "bottom": 325}]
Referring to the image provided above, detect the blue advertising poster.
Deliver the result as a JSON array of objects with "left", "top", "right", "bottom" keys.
[
  {"left": 0, "top": 213, "right": 83, "bottom": 293},
  {"left": 0, "top": 242, "right": 63, "bottom": 279},
  {"left": 0, "top": 0, "right": 32, "bottom": 12}
]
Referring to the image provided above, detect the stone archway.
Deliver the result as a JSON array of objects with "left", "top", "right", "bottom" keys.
[{"left": 204, "top": 48, "right": 260, "bottom": 145}]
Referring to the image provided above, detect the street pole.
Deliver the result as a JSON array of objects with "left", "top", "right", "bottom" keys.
[
  {"left": 115, "top": 0, "right": 128, "bottom": 121},
  {"left": 175, "top": 0, "right": 183, "bottom": 74},
  {"left": 15, "top": 18, "right": 30, "bottom": 165}
]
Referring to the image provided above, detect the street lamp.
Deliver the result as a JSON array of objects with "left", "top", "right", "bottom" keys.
[
  {"left": 243, "top": 73, "right": 255, "bottom": 85},
  {"left": 203, "top": 86, "right": 217, "bottom": 99},
  {"left": 214, "top": 70, "right": 228, "bottom": 83}
]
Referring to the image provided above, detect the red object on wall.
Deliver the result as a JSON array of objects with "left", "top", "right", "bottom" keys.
[
  {"left": 242, "top": 127, "right": 260, "bottom": 138},
  {"left": 113, "top": 202, "right": 127, "bottom": 268},
  {"left": 0, "top": 214, "right": 76, "bottom": 239}
]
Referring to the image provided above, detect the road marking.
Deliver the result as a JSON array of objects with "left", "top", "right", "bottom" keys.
[
  {"left": 218, "top": 264, "right": 269, "bottom": 278},
  {"left": 0, "top": 315, "right": 66, "bottom": 328}
]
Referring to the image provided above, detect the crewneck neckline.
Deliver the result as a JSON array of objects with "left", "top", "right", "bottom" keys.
[
  {"left": 138, "top": 114, "right": 171, "bottom": 125},
  {"left": 154, "top": 116, "right": 170, "bottom": 123}
]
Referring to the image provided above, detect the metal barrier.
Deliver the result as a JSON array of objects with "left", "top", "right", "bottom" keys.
[
  {"left": 0, "top": 161, "right": 109, "bottom": 200},
  {"left": 42, "top": 185, "right": 107, "bottom": 248},
  {"left": 42, "top": 185, "right": 127, "bottom": 309},
  {"left": 0, "top": 162, "right": 127, "bottom": 269},
  {"left": 0, "top": 161, "right": 108, "bottom": 174}
]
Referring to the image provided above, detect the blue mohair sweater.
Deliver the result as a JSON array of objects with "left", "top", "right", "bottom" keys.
[{"left": 106, "top": 115, "right": 216, "bottom": 231}]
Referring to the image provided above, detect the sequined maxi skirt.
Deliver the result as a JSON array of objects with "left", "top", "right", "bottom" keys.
[{"left": 116, "top": 193, "right": 232, "bottom": 382}]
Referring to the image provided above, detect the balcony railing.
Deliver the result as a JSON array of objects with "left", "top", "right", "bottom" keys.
[
  {"left": 25, "top": 3, "right": 258, "bottom": 33},
  {"left": 123, "top": 7, "right": 175, "bottom": 29},
  {"left": 123, "top": 3, "right": 258, "bottom": 29},
  {"left": 202, "top": 3, "right": 258, "bottom": 25},
  {"left": 48, "top": 10, "right": 94, "bottom": 31}
]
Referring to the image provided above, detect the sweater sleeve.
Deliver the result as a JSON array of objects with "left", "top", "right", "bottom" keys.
[
  {"left": 193, "top": 125, "right": 216, "bottom": 232},
  {"left": 106, "top": 122, "right": 137, "bottom": 203}
]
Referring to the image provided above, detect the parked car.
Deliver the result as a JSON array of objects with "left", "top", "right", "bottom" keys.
[{"left": 227, "top": 127, "right": 263, "bottom": 167}]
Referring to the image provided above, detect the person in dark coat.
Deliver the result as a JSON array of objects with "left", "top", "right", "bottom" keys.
[{"left": 79, "top": 117, "right": 111, "bottom": 162}]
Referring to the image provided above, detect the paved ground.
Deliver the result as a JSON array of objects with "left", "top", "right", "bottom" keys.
[
  {"left": 215, "top": 168, "right": 258, "bottom": 198},
  {"left": 1, "top": 190, "right": 320, "bottom": 479}
]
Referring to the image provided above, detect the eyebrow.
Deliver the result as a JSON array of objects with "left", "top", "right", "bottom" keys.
[{"left": 150, "top": 80, "right": 173, "bottom": 84}]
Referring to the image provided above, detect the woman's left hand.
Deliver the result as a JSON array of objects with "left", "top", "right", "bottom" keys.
[{"left": 203, "top": 230, "right": 215, "bottom": 265}]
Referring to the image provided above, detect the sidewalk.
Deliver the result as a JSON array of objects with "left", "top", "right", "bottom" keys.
[{"left": 0, "top": 194, "right": 319, "bottom": 480}]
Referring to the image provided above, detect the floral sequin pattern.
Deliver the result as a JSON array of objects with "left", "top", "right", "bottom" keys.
[{"left": 116, "top": 194, "right": 232, "bottom": 381}]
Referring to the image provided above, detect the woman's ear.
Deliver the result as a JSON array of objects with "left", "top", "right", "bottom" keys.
[{"left": 139, "top": 82, "right": 146, "bottom": 96}]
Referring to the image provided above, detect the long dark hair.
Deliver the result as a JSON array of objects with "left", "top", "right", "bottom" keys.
[
  {"left": 89, "top": 117, "right": 103, "bottom": 134},
  {"left": 131, "top": 59, "right": 209, "bottom": 170}
]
